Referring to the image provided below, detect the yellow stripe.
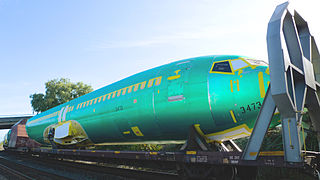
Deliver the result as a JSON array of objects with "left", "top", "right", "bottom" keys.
[
  {"left": 236, "top": 79, "right": 239, "bottom": 91},
  {"left": 186, "top": 151, "right": 197, "bottom": 155},
  {"left": 131, "top": 126, "right": 144, "bottom": 136},
  {"left": 258, "top": 72, "right": 266, "bottom": 98},
  {"left": 205, "top": 124, "right": 252, "bottom": 137},
  {"left": 149, "top": 152, "right": 158, "bottom": 155},
  {"left": 123, "top": 131, "right": 130, "bottom": 134},
  {"left": 260, "top": 151, "right": 284, "bottom": 156},
  {"left": 288, "top": 120, "right": 292, "bottom": 147},
  {"left": 265, "top": 67, "right": 270, "bottom": 75},
  {"left": 249, "top": 152, "right": 258, "bottom": 156},
  {"left": 167, "top": 75, "right": 181, "bottom": 80},
  {"left": 230, "top": 80, "right": 233, "bottom": 92},
  {"left": 250, "top": 151, "right": 284, "bottom": 156},
  {"left": 229, "top": 110, "right": 237, "bottom": 123},
  {"left": 194, "top": 124, "right": 205, "bottom": 136}
]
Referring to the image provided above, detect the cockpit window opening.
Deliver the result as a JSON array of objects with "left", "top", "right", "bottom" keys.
[
  {"left": 230, "top": 59, "right": 249, "bottom": 71},
  {"left": 210, "top": 61, "right": 232, "bottom": 74},
  {"left": 210, "top": 57, "right": 268, "bottom": 74}
]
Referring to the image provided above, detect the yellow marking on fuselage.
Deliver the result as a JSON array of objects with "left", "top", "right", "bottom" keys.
[
  {"left": 229, "top": 110, "right": 237, "bottom": 123},
  {"left": 238, "top": 69, "right": 243, "bottom": 76},
  {"left": 168, "top": 69, "right": 181, "bottom": 80},
  {"left": 258, "top": 72, "right": 266, "bottom": 98},
  {"left": 230, "top": 80, "right": 234, "bottom": 92},
  {"left": 27, "top": 111, "right": 59, "bottom": 125},
  {"left": 265, "top": 67, "right": 270, "bottom": 75},
  {"left": 123, "top": 131, "right": 130, "bottom": 134},
  {"left": 236, "top": 79, "right": 239, "bottom": 91},
  {"left": 131, "top": 126, "right": 144, "bottom": 136}
]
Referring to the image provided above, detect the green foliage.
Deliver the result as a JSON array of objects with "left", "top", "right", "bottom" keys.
[{"left": 30, "top": 78, "right": 93, "bottom": 113}]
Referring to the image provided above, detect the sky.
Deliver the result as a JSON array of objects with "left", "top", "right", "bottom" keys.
[{"left": 0, "top": 0, "right": 319, "bottom": 140}]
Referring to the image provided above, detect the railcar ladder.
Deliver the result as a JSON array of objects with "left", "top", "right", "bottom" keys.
[{"left": 242, "top": 2, "right": 320, "bottom": 162}]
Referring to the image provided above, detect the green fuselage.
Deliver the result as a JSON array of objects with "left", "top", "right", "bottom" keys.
[{"left": 26, "top": 55, "right": 274, "bottom": 146}]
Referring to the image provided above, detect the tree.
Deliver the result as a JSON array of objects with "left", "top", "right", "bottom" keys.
[{"left": 30, "top": 78, "right": 93, "bottom": 113}]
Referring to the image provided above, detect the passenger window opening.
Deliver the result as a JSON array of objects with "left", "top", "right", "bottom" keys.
[{"left": 211, "top": 61, "right": 232, "bottom": 73}]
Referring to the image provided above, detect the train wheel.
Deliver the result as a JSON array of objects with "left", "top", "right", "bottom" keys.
[
  {"left": 237, "top": 166, "right": 257, "bottom": 180},
  {"left": 177, "top": 163, "right": 213, "bottom": 180},
  {"left": 214, "top": 166, "right": 236, "bottom": 180}
]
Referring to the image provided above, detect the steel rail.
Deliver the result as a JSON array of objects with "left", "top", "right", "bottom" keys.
[
  {"left": 0, "top": 155, "right": 71, "bottom": 180},
  {"left": 0, "top": 162, "right": 33, "bottom": 180},
  {"left": 13, "top": 152, "right": 179, "bottom": 180}
]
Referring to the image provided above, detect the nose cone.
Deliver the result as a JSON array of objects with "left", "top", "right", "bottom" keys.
[{"left": 207, "top": 57, "right": 270, "bottom": 141}]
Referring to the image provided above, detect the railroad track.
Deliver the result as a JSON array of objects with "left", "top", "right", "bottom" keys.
[
  {"left": 0, "top": 161, "right": 33, "bottom": 180},
  {"left": 0, "top": 155, "right": 71, "bottom": 180},
  {"left": 1, "top": 151, "right": 180, "bottom": 180}
]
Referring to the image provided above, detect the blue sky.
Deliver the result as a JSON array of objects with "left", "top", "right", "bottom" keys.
[{"left": 0, "top": 0, "right": 319, "bottom": 140}]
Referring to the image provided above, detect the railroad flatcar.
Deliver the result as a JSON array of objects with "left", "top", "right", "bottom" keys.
[{"left": 26, "top": 55, "right": 279, "bottom": 147}]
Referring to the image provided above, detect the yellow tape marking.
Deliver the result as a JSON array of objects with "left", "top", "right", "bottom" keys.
[
  {"left": 167, "top": 75, "right": 180, "bottom": 80},
  {"left": 259, "top": 151, "right": 284, "bottom": 156},
  {"left": 236, "top": 79, "right": 239, "bottom": 91},
  {"left": 249, "top": 152, "right": 258, "bottom": 156},
  {"left": 150, "top": 152, "right": 158, "bottom": 155},
  {"left": 288, "top": 119, "right": 292, "bottom": 148},
  {"left": 114, "top": 151, "right": 120, "bottom": 154},
  {"left": 229, "top": 110, "right": 237, "bottom": 123},
  {"left": 194, "top": 124, "right": 205, "bottom": 137},
  {"left": 186, "top": 151, "right": 197, "bottom": 155},
  {"left": 230, "top": 80, "right": 233, "bottom": 92},
  {"left": 238, "top": 69, "right": 243, "bottom": 76},
  {"left": 131, "top": 126, "right": 144, "bottom": 136},
  {"left": 258, "top": 72, "right": 266, "bottom": 98},
  {"left": 265, "top": 67, "right": 270, "bottom": 75},
  {"left": 123, "top": 131, "right": 130, "bottom": 134},
  {"left": 168, "top": 69, "right": 181, "bottom": 80}
]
